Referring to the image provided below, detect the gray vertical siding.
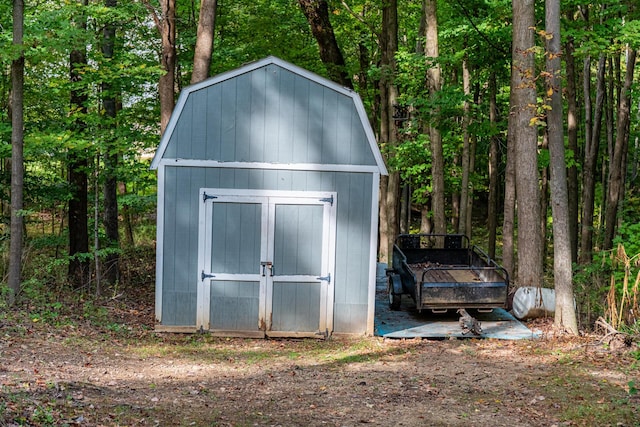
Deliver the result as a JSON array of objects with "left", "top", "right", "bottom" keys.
[
  {"left": 210, "top": 281, "right": 260, "bottom": 330},
  {"left": 274, "top": 204, "right": 322, "bottom": 276},
  {"left": 160, "top": 166, "right": 373, "bottom": 333},
  {"left": 272, "top": 282, "right": 321, "bottom": 332},
  {"left": 164, "top": 65, "right": 377, "bottom": 167},
  {"left": 211, "top": 202, "right": 262, "bottom": 274}
]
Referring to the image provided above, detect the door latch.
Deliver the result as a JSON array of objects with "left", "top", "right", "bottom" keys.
[{"left": 261, "top": 261, "right": 274, "bottom": 276}]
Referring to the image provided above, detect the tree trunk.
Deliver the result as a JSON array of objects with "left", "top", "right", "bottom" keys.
[
  {"left": 487, "top": 72, "right": 499, "bottom": 259},
  {"left": 68, "top": 0, "right": 90, "bottom": 289},
  {"left": 502, "top": 107, "right": 517, "bottom": 280},
  {"left": 102, "top": 0, "right": 120, "bottom": 289},
  {"left": 298, "top": 0, "right": 352, "bottom": 89},
  {"left": 579, "top": 55, "right": 606, "bottom": 264},
  {"left": 545, "top": 0, "right": 578, "bottom": 334},
  {"left": 8, "top": 0, "right": 25, "bottom": 305},
  {"left": 378, "top": 175, "right": 389, "bottom": 262},
  {"left": 540, "top": 136, "right": 549, "bottom": 256},
  {"left": 119, "top": 182, "right": 135, "bottom": 246},
  {"left": 458, "top": 57, "right": 471, "bottom": 237},
  {"left": 144, "top": 0, "right": 177, "bottom": 134},
  {"left": 603, "top": 48, "right": 636, "bottom": 250},
  {"left": 467, "top": 83, "right": 479, "bottom": 238},
  {"left": 425, "top": 0, "right": 446, "bottom": 236},
  {"left": 420, "top": 203, "right": 432, "bottom": 234},
  {"left": 191, "top": 0, "right": 217, "bottom": 84},
  {"left": 511, "top": 0, "right": 542, "bottom": 287},
  {"left": 400, "top": 183, "right": 410, "bottom": 234},
  {"left": 380, "top": 0, "right": 399, "bottom": 262},
  {"left": 564, "top": 15, "right": 579, "bottom": 263},
  {"left": 603, "top": 54, "right": 617, "bottom": 226}
]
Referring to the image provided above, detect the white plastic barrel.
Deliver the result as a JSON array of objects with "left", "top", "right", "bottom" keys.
[{"left": 512, "top": 286, "right": 556, "bottom": 319}]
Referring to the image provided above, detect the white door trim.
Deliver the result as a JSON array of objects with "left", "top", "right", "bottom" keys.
[{"left": 197, "top": 188, "right": 337, "bottom": 336}]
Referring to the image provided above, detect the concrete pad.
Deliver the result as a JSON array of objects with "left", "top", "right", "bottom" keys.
[{"left": 374, "top": 277, "right": 539, "bottom": 340}]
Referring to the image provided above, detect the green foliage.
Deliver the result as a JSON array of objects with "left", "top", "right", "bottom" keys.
[
  {"left": 210, "top": 0, "right": 322, "bottom": 77},
  {"left": 578, "top": 192, "right": 640, "bottom": 330}
]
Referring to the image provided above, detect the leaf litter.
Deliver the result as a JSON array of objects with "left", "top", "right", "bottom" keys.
[{"left": 0, "top": 287, "right": 638, "bottom": 426}]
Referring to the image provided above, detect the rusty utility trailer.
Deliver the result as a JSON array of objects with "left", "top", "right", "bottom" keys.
[{"left": 386, "top": 234, "right": 509, "bottom": 312}]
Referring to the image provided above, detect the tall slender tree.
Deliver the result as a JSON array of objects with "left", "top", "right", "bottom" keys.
[
  {"left": 487, "top": 72, "right": 499, "bottom": 259},
  {"left": 8, "top": 0, "right": 25, "bottom": 305},
  {"left": 564, "top": 12, "right": 579, "bottom": 263},
  {"left": 144, "top": 0, "right": 176, "bottom": 134},
  {"left": 378, "top": 0, "right": 399, "bottom": 262},
  {"left": 102, "top": 0, "right": 120, "bottom": 289},
  {"left": 191, "top": 0, "right": 217, "bottom": 84},
  {"left": 511, "top": 0, "right": 542, "bottom": 287},
  {"left": 603, "top": 48, "right": 637, "bottom": 250},
  {"left": 425, "top": 0, "right": 445, "bottom": 236},
  {"left": 579, "top": 55, "right": 606, "bottom": 264},
  {"left": 458, "top": 56, "right": 472, "bottom": 238},
  {"left": 68, "top": 0, "right": 90, "bottom": 289},
  {"left": 545, "top": 0, "right": 578, "bottom": 334}
]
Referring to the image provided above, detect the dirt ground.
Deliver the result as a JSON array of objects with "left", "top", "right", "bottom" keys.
[{"left": 1, "top": 297, "right": 639, "bottom": 427}]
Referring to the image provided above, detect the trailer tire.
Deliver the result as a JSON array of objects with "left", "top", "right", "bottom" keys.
[{"left": 387, "top": 276, "right": 402, "bottom": 310}]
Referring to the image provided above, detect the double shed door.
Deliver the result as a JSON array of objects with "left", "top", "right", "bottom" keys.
[{"left": 197, "top": 189, "right": 337, "bottom": 338}]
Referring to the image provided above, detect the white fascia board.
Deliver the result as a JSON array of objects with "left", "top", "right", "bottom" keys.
[
  {"left": 156, "top": 159, "right": 382, "bottom": 174},
  {"left": 150, "top": 56, "right": 388, "bottom": 175},
  {"left": 352, "top": 96, "right": 388, "bottom": 176},
  {"left": 149, "top": 88, "right": 191, "bottom": 170}
]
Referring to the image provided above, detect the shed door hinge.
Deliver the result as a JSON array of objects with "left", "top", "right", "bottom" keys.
[
  {"left": 201, "top": 270, "right": 215, "bottom": 281},
  {"left": 203, "top": 192, "right": 217, "bottom": 202},
  {"left": 319, "top": 195, "right": 334, "bottom": 206},
  {"left": 316, "top": 273, "right": 331, "bottom": 283}
]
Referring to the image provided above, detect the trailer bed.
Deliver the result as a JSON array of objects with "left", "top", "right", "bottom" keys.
[
  {"left": 387, "top": 234, "right": 509, "bottom": 312},
  {"left": 418, "top": 268, "right": 481, "bottom": 283}
]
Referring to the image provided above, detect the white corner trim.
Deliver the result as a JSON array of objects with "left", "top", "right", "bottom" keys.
[{"left": 154, "top": 165, "right": 165, "bottom": 323}]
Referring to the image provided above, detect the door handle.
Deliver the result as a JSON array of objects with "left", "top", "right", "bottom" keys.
[{"left": 261, "top": 261, "right": 274, "bottom": 276}]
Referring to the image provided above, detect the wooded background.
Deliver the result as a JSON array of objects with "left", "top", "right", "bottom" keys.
[{"left": 2, "top": 0, "right": 639, "bottom": 333}]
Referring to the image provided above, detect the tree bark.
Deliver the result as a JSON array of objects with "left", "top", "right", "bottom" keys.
[
  {"left": 564, "top": 14, "right": 579, "bottom": 263},
  {"left": 68, "top": 0, "right": 90, "bottom": 289},
  {"left": 603, "top": 49, "right": 636, "bottom": 250},
  {"left": 545, "top": 0, "right": 578, "bottom": 334},
  {"left": 425, "top": 0, "right": 446, "bottom": 236},
  {"left": 102, "top": 0, "right": 120, "bottom": 289},
  {"left": 579, "top": 55, "right": 606, "bottom": 264},
  {"left": 488, "top": 72, "right": 499, "bottom": 259},
  {"left": 511, "top": 0, "right": 542, "bottom": 287},
  {"left": 191, "top": 0, "right": 217, "bottom": 84},
  {"left": 503, "top": 99, "right": 517, "bottom": 280},
  {"left": 298, "top": 0, "right": 352, "bottom": 89},
  {"left": 377, "top": 0, "right": 399, "bottom": 263},
  {"left": 8, "top": 0, "right": 25, "bottom": 305},
  {"left": 458, "top": 57, "right": 473, "bottom": 238},
  {"left": 144, "top": 0, "right": 176, "bottom": 135}
]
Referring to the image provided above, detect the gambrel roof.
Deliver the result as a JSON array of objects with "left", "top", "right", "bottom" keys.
[{"left": 151, "top": 56, "right": 387, "bottom": 175}]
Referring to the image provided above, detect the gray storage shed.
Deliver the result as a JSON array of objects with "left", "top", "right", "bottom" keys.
[{"left": 151, "top": 56, "right": 388, "bottom": 337}]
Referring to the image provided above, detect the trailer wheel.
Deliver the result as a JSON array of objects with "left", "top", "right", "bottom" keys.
[{"left": 387, "top": 276, "right": 401, "bottom": 310}]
